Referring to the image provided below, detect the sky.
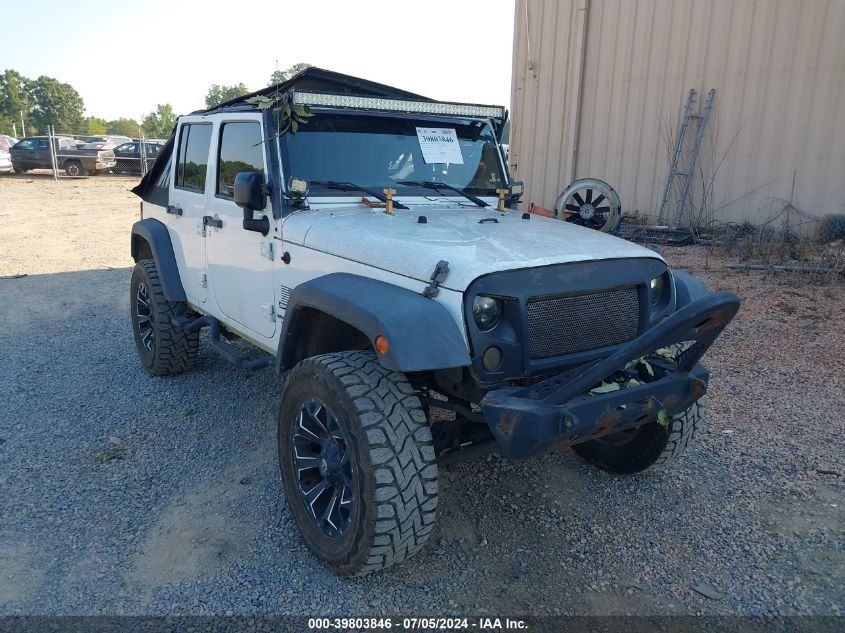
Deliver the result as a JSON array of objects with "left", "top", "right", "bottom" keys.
[{"left": 1, "top": 0, "right": 516, "bottom": 122}]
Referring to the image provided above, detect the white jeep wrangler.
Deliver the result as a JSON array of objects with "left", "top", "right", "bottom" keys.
[{"left": 129, "top": 68, "right": 739, "bottom": 576}]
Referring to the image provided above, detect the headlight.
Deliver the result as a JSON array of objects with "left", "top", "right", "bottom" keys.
[
  {"left": 472, "top": 296, "right": 503, "bottom": 331},
  {"left": 649, "top": 274, "right": 666, "bottom": 307}
]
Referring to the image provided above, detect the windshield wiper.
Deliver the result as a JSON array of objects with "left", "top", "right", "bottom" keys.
[
  {"left": 308, "top": 180, "right": 409, "bottom": 210},
  {"left": 396, "top": 180, "right": 489, "bottom": 208}
]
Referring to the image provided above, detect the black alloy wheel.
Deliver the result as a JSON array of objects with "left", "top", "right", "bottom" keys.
[
  {"left": 291, "top": 397, "right": 355, "bottom": 538},
  {"left": 135, "top": 280, "right": 155, "bottom": 353}
]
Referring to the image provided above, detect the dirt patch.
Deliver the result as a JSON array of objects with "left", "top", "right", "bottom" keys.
[
  {"left": 0, "top": 174, "right": 139, "bottom": 277},
  {"left": 0, "top": 544, "right": 45, "bottom": 605},
  {"left": 130, "top": 442, "right": 274, "bottom": 587}
]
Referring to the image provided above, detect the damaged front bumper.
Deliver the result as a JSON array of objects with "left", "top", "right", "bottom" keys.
[{"left": 481, "top": 291, "right": 740, "bottom": 459}]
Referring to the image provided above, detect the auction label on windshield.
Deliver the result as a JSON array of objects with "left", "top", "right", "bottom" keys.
[{"left": 416, "top": 127, "right": 464, "bottom": 164}]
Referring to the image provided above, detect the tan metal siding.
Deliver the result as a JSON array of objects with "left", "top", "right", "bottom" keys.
[{"left": 510, "top": 0, "right": 845, "bottom": 225}]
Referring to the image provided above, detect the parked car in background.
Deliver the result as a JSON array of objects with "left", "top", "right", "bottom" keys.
[
  {"left": 0, "top": 148, "right": 12, "bottom": 174},
  {"left": 10, "top": 136, "right": 116, "bottom": 176},
  {"left": 0, "top": 135, "right": 18, "bottom": 151},
  {"left": 80, "top": 135, "right": 132, "bottom": 150},
  {"left": 112, "top": 141, "right": 163, "bottom": 174}
]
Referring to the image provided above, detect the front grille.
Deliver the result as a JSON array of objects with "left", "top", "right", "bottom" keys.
[{"left": 526, "top": 286, "right": 640, "bottom": 359}]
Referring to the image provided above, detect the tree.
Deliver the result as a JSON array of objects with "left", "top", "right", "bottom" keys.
[
  {"left": 268, "top": 63, "right": 312, "bottom": 87},
  {"left": 107, "top": 118, "right": 142, "bottom": 137},
  {"left": 29, "top": 75, "right": 85, "bottom": 134},
  {"left": 204, "top": 83, "right": 249, "bottom": 109},
  {"left": 142, "top": 104, "right": 176, "bottom": 139},
  {"left": 0, "top": 69, "right": 34, "bottom": 135},
  {"left": 84, "top": 117, "right": 108, "bottom": 135}
]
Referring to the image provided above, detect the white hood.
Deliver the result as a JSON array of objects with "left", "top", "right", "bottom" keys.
[{"left": 282, "top": 200, "right": 662, "bottom": 291}]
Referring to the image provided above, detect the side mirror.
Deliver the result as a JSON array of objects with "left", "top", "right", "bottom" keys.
[{"left": 234, "top": 171, "right": 269, "bottom": 235}]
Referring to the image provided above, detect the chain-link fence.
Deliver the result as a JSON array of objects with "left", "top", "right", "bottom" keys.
[{"left": 4, "top": 125, "right": 163, "bottom": 179}]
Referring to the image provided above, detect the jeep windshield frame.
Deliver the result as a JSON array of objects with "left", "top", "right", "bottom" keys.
[{"left": 278, "top": 110, "right": 507, "bottom": 202}]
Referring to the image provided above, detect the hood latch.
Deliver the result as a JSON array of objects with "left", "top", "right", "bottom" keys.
[{"left": 422, "top": 260, "right": 450, "bottom": 299}]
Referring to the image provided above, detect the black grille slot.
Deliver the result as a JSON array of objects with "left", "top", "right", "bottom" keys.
[{"left": 526, "top": 286, "right": 640, "bottom": 359}]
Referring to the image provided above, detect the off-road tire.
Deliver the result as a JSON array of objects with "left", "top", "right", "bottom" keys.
[
  {"left": 278, "top": 351, "right": 438, "bottom": 576},
  {"left": 12, "top": 164, "right": 28, "bottom": 174},
  {"left": 130, "top": 259, "right": 199, "bottom": 376},
  {"left": 572, "top": 402, "right": 701, "bottom": 474},
  {"left": 64, "top": 160, "right": 86, "bottom": 177}
]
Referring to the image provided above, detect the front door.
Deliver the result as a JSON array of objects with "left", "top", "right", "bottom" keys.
[
  {"left": 205, "top": 117, "right": 276, "bottom": 339},
  {"left": 12, "top": 138, "right": 48, "bottom": 169}
]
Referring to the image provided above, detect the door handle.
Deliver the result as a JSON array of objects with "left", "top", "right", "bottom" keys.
[
  {"left": 203, "top": 215, "right": 223, "bottom": 229},
  {"left": 166, "top": 205, "right": 183, "bottom": 216}
]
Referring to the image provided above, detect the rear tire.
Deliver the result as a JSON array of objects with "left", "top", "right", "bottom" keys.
[
  {"left": 278, "top": 351, "right": 438, "bottom": 576},
  {"left": 12, "top": 164, "right": 28, "bottom": 174},
  {"left": 572, "top": 402, "right": 700, "bottom": 474},
  {"left": 64, "top": 160, "right": 86, "bottom": 177},
  {"left": 130, "top": 259, "right": 199, "bottom": 376}
]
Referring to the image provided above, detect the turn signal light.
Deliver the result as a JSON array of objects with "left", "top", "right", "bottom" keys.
[{"left": 375, "top": 335, "right": 389, "bottom": 355}]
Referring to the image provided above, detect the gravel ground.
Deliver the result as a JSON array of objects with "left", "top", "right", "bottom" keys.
[{"left": 0, "top": 175, "right": 843, "bottom": 617}]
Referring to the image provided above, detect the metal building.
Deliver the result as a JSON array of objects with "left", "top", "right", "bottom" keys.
[{"left": 509, "top": 0, "right": 845, "bottom": 227}]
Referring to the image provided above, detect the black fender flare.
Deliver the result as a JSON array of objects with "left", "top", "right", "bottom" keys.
[
  {"left": 672, "top": 270, "right": 708, "bottom": 310},
  {"left": 278, "top": 273, "right": 471, "bottom": 373},
  {"left": 130, "top": 218, "right": 187, "bottom": 302}
]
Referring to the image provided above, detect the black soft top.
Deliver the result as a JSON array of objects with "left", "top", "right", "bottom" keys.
[
  {"left": 199, "top": 66, "right": 431, "bottom": 114},
  {"left": 132, "top": 67, "right": 504, "bottom": 202}
]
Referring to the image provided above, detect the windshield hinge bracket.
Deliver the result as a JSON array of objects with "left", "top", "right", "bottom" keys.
[
  {"left": 422, "top": 260, "right": 450, "bottom": 299},
  {"left": 260, "top": 240, "right": 274, "bottom": 261}
]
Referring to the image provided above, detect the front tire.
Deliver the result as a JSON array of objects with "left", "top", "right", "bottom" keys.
[
  {"left": 572, "top": 402, "right": 701, "bottom": 474},
  {"left": 130, "top": 259, "right": 199, "bottom": 376},
  {"left": 278, "top": 351, "right": 438, "bottom": 576}
]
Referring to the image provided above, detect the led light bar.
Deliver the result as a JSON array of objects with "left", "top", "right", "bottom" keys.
[{"left": 291, "top": 91, "right": 505, "bottom": 119}]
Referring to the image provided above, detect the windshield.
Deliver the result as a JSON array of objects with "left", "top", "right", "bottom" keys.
[{"left": 279, "top": 113, "right": 506, "bottom": 196}]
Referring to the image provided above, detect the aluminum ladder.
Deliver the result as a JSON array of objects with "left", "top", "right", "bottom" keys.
[{"left": 656, "top": 88, "right": 716, "bottom": 228}]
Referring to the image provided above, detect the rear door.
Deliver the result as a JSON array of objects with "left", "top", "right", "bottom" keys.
[
  {"left": 33, "top": 138, "right": 51, "bottom": 167},
  {"left": 205, "top": 116, "right": 276, "bottom": 338},
  {"left": 167, "top": 118, "right": 213, "bottom": 304}
]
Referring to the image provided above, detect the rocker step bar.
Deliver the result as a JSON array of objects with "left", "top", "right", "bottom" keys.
[{"left": 173, "top": 314, "right": 273, "bottom": 370}]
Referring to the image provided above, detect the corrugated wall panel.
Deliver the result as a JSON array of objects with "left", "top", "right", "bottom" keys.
[
  {"left": 510, "top": 0, "right": 845, "bottom": 226},
  {"left": 509, "top": 0, "right": 583, "bottom": 209}
]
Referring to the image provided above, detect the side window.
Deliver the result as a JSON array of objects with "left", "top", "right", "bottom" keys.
[
  {"left": 36, "top": 139, "right": 49, "bottom": 150},
  {"left": 216, "top": 122, "right": 265, "bottom": 199},
  {"left": 175, "top": 123, "right": 212, "bottom": 192},
  {"left": 17, "top": 139, "right": 35, "bottom": 149}
]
